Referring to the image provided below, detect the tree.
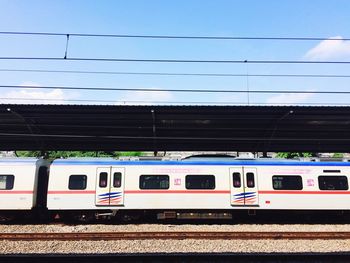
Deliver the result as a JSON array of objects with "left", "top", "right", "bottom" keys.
[
  {"left": 275, "top": 152, "right": 313, "bottom": 159},
  {"left": 332, "top": 153, "right": 344, "bottom": 158}
]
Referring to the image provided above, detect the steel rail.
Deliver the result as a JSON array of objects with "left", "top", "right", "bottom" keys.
[
  {"left": 1, "top": 253, "right": 350, "bottom": 263},
  {"left": 1, "top": 232, "right": 350, "bottom": 241}
]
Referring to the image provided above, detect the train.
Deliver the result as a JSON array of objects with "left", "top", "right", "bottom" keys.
[{"left": 1, "top": 155, "right": 350, "bottom": 222}]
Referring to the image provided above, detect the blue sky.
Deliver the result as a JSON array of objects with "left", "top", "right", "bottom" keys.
[{"left": 0, "top": 0, "right": 349, "bottom": 105}]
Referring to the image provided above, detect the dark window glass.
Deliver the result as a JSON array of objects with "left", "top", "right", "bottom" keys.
[
  {"left": 246, "top": 172, "right": 255, "bottom": 188},
  {"left": 185, "top": 175, "right": 215, "bottom": 190},
  {"left": 68, "top": 175, "right": 87, "bottom": 190},
  {"left": 232, "top": 172, "right": 241, "bottom": 188},
  {"left": 0, "top": 175, "right": 14, "bottom": 190},
  {"left": 318, "top": 176, "right": 348, "bottom": 190},
  {"left": 272, "top": 176, "right": 303, "bottom": 190},
  {"left": 139, "top": 175, "right": 169, "bottom": 189},
  {"left": 99, "top": 172, "right": 108, "bottom": 188},
  {"left": 323, "top": 170, "right": 341, "bottom": 173},
  {"left": 113, "top": 172, "right": 122, "bottom": 188}
]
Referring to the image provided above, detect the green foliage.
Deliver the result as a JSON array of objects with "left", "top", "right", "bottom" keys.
[
  {"left": 117, "top": 151, "right": 143, "bottom": 157},
  {"left": 275, "top": 152, "right": 312, "bottom": 159},
  {"left": 16, "top": 151, "right": 143, "bottom": 158},
  {"left": 16, "top": 151, "right": 42, "bottom": 157},
  {"left": 332, "top": 153, "right": 344, "bottom": 158}
]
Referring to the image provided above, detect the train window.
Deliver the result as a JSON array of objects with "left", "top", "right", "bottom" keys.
[
  {"left": 246, "top": 173, "right": 255, "bottom": 188},
  {"left": 232, "top": 172, "right": 241, "bottom": 188},
  {"left": 318, "top": 176, "right": 348, "bottom": 190},
  {"left": 272, "top": 176, "right": 303, "bottom": 190},
  {"left": 113, "top": 172, "right": 122, "bottom": 188},
  {"left": 99, "top": 172, "right": 108, "bottom": 188},
  {"left": 139, "top": 175, "right": 169, "bottom": 189},
  {"left": 0, "top": 175, "right": 14, "bottom": 190},
  {"left": 185, "top": 175, "right": 215, "bottom": 190},
  {"left": 68, "top": 175, "right": 87, "bottom": 190}
]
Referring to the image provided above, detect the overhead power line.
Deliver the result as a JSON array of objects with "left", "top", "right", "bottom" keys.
[
  {"left": 0, "top": 31, "right": 348, "bottom": 41},
  {"left": 1, "top": 57, "right": 350, "bottom": 64},
  {"left": 1, "top": 68, "right": 350, "bottom": 78},
  {"left": 0, "top": 84, "right": 349, "bottom": 94}
]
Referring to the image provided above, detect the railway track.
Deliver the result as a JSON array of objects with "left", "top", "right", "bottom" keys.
[
  {"left": 2, "top": 253, "right": 350, "bottom": 263},
  {"left": 1, "top": 231, "right": 350, "bottom": 241}
]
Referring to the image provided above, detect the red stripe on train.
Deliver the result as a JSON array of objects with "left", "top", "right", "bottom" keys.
[
  {"left": 0, "top": 190, "right": 33, "bottom": 194},
  {"left": 124, "top": 190, "right": 231, "bottom": 194},
  {"left": 48, "top": 190, "right": 96, "bottom": 194},
  {"left": 47, "top": 190, "right": 350, "bottom": 195},
  {"left": 259, "top": 190, "right": 350, "bottom": 194}
]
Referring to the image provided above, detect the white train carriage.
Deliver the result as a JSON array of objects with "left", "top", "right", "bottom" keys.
[
  {"left": 47, "top": 157, "right": 350, "bottom": 221},
  {"left": 0, "top": 158, "right": 50, "bottom": 220}
]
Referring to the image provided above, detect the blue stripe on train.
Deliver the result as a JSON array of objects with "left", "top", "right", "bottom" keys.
[{"left": 52, "top": 160, "right": 350, "bottom": 166}]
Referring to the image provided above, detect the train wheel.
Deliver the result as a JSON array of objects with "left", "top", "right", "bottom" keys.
[
  {"left": 71, "top": 212, "right": 95, "bottom": 223},
  {"left": 117, "top": 211, "right": 142, "bottom": 222},
  {"left": 0, "top": 215, "right": 15, "bottom": 222}
]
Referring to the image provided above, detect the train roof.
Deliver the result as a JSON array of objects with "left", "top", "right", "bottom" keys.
[
  {"left": 0, "top": 157, "right": 44, "bottom": 165},
  {"left": 52, "top": 157, "right": 115, "bottom": 165},
  {"left": 51, "top": 157, "right": 350, "bottom": 166}
]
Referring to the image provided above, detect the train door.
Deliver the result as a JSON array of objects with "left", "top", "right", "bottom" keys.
[
  {"left": 230, "top": 167, "right": 259, "bottom": 206},
  {"left": 95, "top": 167, "right": 124, "bottom": 206}
]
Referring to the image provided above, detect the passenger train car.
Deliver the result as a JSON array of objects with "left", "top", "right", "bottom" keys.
[
  {"left": 1, "top": 156, "right": 350, "bottom": 221},
  {"left": 0, "top": 158, "right": 50, "bottom": 221}
]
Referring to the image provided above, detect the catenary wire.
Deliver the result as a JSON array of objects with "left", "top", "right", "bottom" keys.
[
  {"left": 0, "top": 85, "right": 347, "bottom": 94},
  {"left": 0, "top": 31, "right": 349, "bottom": 41},
  {"left": 1, "top": 68, "right": 350, "bottom": 78},
  {"left": 1, "top": 57, "right": 350, "bottom": 64}
]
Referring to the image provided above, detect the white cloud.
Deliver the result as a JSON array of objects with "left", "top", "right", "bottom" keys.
[
  {"left": 0, "top": 81, "right": 72, "bottom": 104},
  {"left": 266, "top": 92, "right": 314, "bottom": 105},
  {"left": 115, "top": 88, "right": 174, "bottom": 105},
  {"left": 304, "top": 36, "right": 350, "bottom": 60}
]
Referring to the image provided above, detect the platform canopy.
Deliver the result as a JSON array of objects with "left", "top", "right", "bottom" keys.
[{"left": 0, "top": 104, "right": 350, "bottom": 152}]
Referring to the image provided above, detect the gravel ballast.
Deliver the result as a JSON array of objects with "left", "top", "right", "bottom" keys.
[
  {"left": 0, "top": 224, "right": 350, "bottom": 254},
  {"left": 1, "top": 239, "right": 350, "bottom": 254}
]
